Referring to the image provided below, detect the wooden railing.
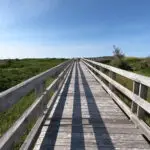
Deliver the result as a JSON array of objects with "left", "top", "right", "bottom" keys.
[
  {"left": 82, "top": 58, "right": 150, "bottom": 141},
  {"left": 0, "top": 60, "right": 71, "bottom": 112},
  {"left": 0, "top": 60, "right": 74, "bottom": 150}
]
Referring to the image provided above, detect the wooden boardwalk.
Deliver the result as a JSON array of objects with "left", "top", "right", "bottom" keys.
[{"left": 33, "top": 61, "right": 150, "bottom": 150}]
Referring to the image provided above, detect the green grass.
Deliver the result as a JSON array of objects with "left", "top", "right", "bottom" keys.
[
  {"left": 0, "top": 58, "right": 64, "bottom": 137},
  {"left": 114, "top": 89, "right": 132, "bottom": 107},
  {"left": 0, "top": 76, "right": 55, "bottom": 137},
  {"left": 12, "top": 89, "right": 55, "bottom": 149},
  {"left": 135, "top": 68, "right": 150, "bottom": 77},
  {"left": 0, "top": 91, "right": 36, "bottom": 137},
  {"left": 103, "top": 56, "right": 150, "bottom": 77},
  {"left": 0, "top": 58, "right": 65, "bottom": 148},
  {"left": 0, "top": 58, "right": 67, "bottom": 92},
  {"left": 144, "top": 112, "right": 150, "bottom": 127},
  {"left": 45, "top": 77, "right": 56, "bottom": 88},
  {"left": 124, "top": 57, "right": 150, "bottom": 77},
  {"left": 115, "top": 74, "right": 133, "bottom": 91},
  {"left": 12, "top": 119, "right": 36, "bottom": 150},
  {"left": 0, "top": 78, "right": 55, "bottom": 149}
]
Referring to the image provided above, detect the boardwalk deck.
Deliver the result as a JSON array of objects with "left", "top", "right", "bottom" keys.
[{"left": 33, "top": 61, "right": 150, "bottom": 150}]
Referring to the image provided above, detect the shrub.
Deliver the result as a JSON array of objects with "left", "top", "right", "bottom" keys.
[
  {"left": 111, "top": 46, "right": 132, "bottom": 71},
  {"left": 113, "top": 45, "right": 124, "bottom": 59},
  {"left": 111, "top": 58, "right": 133, "bottom": 71}
]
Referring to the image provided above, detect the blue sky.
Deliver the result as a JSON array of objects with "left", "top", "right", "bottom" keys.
[{"left": 0, "top": 0, "right": 150, "bottom": 58}]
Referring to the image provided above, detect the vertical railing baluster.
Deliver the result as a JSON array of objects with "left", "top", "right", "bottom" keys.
[
  {"left": 95, "top": 65, "right": 99, "bottom": 76},
  {"left": 35, "top": 81, "right": 45, "bottom": 98},
  {"left": 100, "top": 67, "right": 104, "bottom": 72},
  {"left": 99, "top": 67, "right": 105, "bottom": 80},
  {"left": 109, "top": 71, "right": 116, "bottom": 91},
  {"left": 131, "top": 81, "right": 139, "bottom": 113},
  {"left": 137, "top": 84, "right": 148, "bottom": 119}
]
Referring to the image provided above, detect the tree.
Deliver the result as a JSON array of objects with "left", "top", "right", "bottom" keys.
[
  {"left": 113, "top": 45, "right": 124, "bottom": 59},
  {"left": 111, "top": 45, "right": 132, "bottom": 71}
]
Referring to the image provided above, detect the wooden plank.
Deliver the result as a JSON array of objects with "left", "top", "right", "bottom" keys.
[
  {"left": 33, "top": 61, "right": 150, "bottom": 150},
  {"left": 82, "top": 59, "right": 150, "bottom": 115}
]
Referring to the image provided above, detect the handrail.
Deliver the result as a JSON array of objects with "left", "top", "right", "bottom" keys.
[
  {"left": 0, "top": 60, "right": 74, "bottom": 150},
  {"left": 0, "top": 60, "right": 71, "bottom": 112},
  {"left": 82, "top": 58, "right": 150, "bottom": 141},
  {"left": 83, "top": 59, "right": 150, "bottom": 114},
  {"left": 83, "top": 58, "right": 150, "bottom": 87}
]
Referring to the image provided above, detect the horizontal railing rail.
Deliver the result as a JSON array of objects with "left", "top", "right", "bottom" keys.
[
  {"left": 0, "top": 60, "right": 71, "bottom": 112},
  {"left": 82, "top": 58, "right": 150, "bottom": 141},
  {"left": 0, "top": 60, "right": 74, "bottom": 150},
  {"left": 83, "top": 58, "right": 150, "bottom": 87}
]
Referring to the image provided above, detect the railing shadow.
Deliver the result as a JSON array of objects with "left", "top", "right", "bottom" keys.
[
  {"left": 39, "top": 65, "right": 74, "bottom": 149},
  {"left": 71, "top": 62, "right": 85, "bottom": 149},
  {"left": 79, "top": 62, "right": 115, "bottom": 149}
]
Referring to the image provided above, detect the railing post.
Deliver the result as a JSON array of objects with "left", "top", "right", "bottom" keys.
[
  {"left": 35, "top": 81, "right": 45, "bottom": 98},
  {"left": 91, "top": 63, "right": 95, "bottom": 73},
  {"left": 99, "top": 67, "right": 104, "bottom": 80},
  {"left": 109, "top": 71, "right": 116, "bottom": 91},
  {"left": 131, "top": 81, "right": 139, "bottom": 113},
  {"left": 100, "top": 67, "right": 104, "bottom": 72},
  {"left": 95, "top": 65, "right": 99, "bottom": 76},
  {"left": 137, "top": 84, "right": 148, "bottom": 119}
]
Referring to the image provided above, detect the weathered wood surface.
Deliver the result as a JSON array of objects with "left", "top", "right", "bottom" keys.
[
  {"left": 82, "top": 59, "right": 150, "bottom": 115},
  {"left": 33, "top": 61, "right": 150, "bottom": 150},
  {"left": 82, "top": 59, "right": 150, "bottom": 141},
  {"left": 0, "top": 62, "right": 73, "bottom": 150}
]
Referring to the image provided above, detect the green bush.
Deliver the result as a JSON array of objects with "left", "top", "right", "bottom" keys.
[{"left": 111, "top": 58, "right": 133, "bottom": 71}]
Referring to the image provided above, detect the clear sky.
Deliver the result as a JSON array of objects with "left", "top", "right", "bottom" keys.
[{"left": 0, "top": 0, "right": 150, "bottom": 58}]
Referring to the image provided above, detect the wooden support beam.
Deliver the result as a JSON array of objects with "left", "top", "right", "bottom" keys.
[
  {"left": 109, "top": 71, "right": 116, "bottom": 91},
  {"left": 137, "top": 84, "right": 148, "bottom": 119},
  {"left": 35, "top": 82, "right": 45, "bottom": 98},
  {"left": 131, "top": 82, "right": 139, "bottom": 113}
]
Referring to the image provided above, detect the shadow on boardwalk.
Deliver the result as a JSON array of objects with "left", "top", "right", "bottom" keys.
[
  {"left": 38, "top": 62, "right": 114, "bottom": 149},
  {"left": 71, "top": 62, "right": 85, "bottom": 149},
  {"left": 39, "top": 65, "right": 74, "bottom": 149},
  {"left": 79, "top": 63, "right": 115, "bottom": 149}
]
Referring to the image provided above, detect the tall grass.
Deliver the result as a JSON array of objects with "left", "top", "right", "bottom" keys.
[
  {"left": 0, "top": 75, "right": 56, "bottom": 137},
  {"left": 0, "top": 58, "right": 67, "bottom": 92},
  {"left": 0, "top": 91, "right": 36, "bottom": 137}
]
